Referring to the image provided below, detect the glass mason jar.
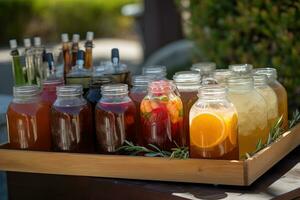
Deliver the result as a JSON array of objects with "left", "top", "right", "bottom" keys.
[
  {"left": 129, "top": 75, "right": 155, "bottom": 144},
  {"left": 51, "top": 85, "right": 94, "bottom": 153},
  {"left": 253, "top": 74, "right": 278, "bottom": 129},
  {"left": 142, "top": 65, "right": 167, "bottom": 80},
  {"left": 41, "top": 78, "right": 64, "bottom": 105},
  {"left": 227, "top": 76, "right": 268, "bottom": 158},
  {"left": 253, "top": 68, "right": 288, "bottom": 130},
  {"left": 190, "top": 62, "right": 216, "bottom": 79},
  {"left": 95, "top": 84, "right": 136, "bottom": 153},
  {"left": 213, "top": 69, "right": 234, "bottom": 86},
  {"left": 189, "top": 85, "right": 238, "bottom": 159},
  {"left": 140, "top": 80, "right": 184, "bottom": 150},
  {"left": 229, "top": 64, "right": 253, "bottom": 75},
  {"left": 173, "top": 71, "right": 201, "bottom": 146},
  {"left": 6, "top": 85, "right": 51, "bottom": 150}
]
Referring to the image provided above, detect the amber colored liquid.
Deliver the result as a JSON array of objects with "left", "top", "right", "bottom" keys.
[
  {"left": 179, "top": 90, "right": 198, "bottom": 146},
  {"left": 84, "top": 47, "right": 93, "bottom": 69},
  {"left": 6, "top": 101, "right": 52, "bottom": 151},
  {"left": 95, "top": 101, "right": 136, "bottom": 153},
  {"left": 51, "top": 104, "right": 94, "bottom": 153},
  {"left": 71, "top": 44, "right": 79, "bottom": 67},
  {"left": 270, "top": 81, "right": 288, "bottom": 130},
  {"left": 63, "top": 44, "right": 72, "bottom": 78}
]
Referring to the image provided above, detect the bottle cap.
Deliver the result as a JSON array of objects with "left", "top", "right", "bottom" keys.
[
  {"left": 86, "top": 31, "right": 94, "bottom": 41},
  {"left": 23, "top": 38, "right": 31, "bottom": 48},
  {"left": 61, "top": 33, "right": 69, "bottom": 43},
  {"left": 77, "top": 50, "right": 85, "bottom": 60},
  {"left": 111, "top": 48, "right": 120, "bottom": 64},
  {"left": 9, "top": 39, "right": 17, "bottom": 49},
  {"left": 34, "top": 37, "right": 41, "bottom": 47},
  {"left": 72, "top": 34, "right": 80, "bottom": 43}
]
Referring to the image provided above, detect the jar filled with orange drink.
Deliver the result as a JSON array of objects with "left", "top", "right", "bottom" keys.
[
  {"left": 189, "top": 85, "right": 238, "bottom": 159},
  {"left": 253, "top": 68, "right": 288, "bottom": 130},
  {"left": 229, "top": 64, "right": 253, "bottom": 76},
  {"left": 173, "top": 71, "right": 201, "bottom": 146},
  {"left": 227, "top": 76, "right": 268, "bottom": 158},
  {"left": 253, "top": 74, "right": 278, "bottom": 129}
]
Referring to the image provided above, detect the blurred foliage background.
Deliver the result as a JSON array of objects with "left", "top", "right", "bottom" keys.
[
  {"left": 185, "top": 0, "right": 300, "bottom": 109},
  {"left": 0, "top": 0, "right": 138, "bottom": 45}
]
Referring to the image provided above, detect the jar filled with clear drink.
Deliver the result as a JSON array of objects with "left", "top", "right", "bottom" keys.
[
  {"left": 41, "top": 78, "right": 64, "bottom": 105},
  {"left": 189, "top": 85, "right": 238, "bottom": 159},
  {"left": 51, "top": 85, "right": 94, "bottom": 153},
  {"left": 227, "top": 76, "right": 268, "bottom": 158},
  {"left": 173, "top": 71, "right": 201, "bottom": 146},
  {"left": 95, "top": 84, "right": 136, "bottom": 153},
  {"left": 253, "top": 74, "right": 278, "bottom": 129},
  {"left": 213, "top": 69, "right": 234, "bottom": 86},
  {"left": 6, "top": 85, "right": 52, "bottom": 150},
  {"left": 253, "top": 68, "right": 288, "bottom": 130},
  {"left": 140, "top": 80, "right": 184, "bottom": 150},
  {"left": 142, "top": 65, "right": 167, "bottom": 80},
  {"left": 229, "top": 64, "right": 253, "bottom": 76}
]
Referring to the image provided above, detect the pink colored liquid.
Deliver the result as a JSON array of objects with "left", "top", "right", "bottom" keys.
[{"left": 41, "top": 80, "right": 64, "bottom": 105}]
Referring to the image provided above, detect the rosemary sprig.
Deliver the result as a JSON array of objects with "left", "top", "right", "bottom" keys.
[
  {"left": 117, "top": 140, "right": 189, "bottom": 159},
  {"left": 289, "top": 109, "right": 300, "bottom": 129}
]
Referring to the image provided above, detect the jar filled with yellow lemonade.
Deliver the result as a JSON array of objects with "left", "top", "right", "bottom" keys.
[
  {"left": 189, "top": 85, "right": 239, "bottom": 160},
  {"left": 227, "top": 76, "right": 268, "bottom": 158},
  {"left": 253, "top": 74, "right": 278, "bottom": 130},
  {"left": 213, "top": 69, "right": 234, "bottom": 86},
  {"left": 173, "top": 71, "right": 201, "bottom": 146},
  {"left": 229, "top": 64, "right": 253, "bottom": 75},
  {"left": 253, "top": 68, "right": 288, "bottom": 130}
]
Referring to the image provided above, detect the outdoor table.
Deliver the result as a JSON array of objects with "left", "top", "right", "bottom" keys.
[{"left": 5, "top": 146, "right": 300, "bottom": 200}]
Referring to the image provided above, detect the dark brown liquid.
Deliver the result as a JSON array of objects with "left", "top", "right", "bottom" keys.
[
  {"left": 6, "top": 101, "right": 52, "bottom": 151},
  {"left": 51, "top": 104, "right": 94, "bottom": 153}
]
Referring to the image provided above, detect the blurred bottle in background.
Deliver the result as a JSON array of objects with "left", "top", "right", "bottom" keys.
[
  {"left": 33, "top": 37, "right": 46, "bottom": 86},
  {"left": 84, "top": 31, "right": 94, "bottom": 69},
  {"left": 61, "top": 33, "right": 72, "bottom": 81},
  {"left": 71, "top": 34, "right": 80, "bottom": 67},
  {"left": 23, "top": 38, "right": 36, "bottom": 85},
  {"left": 9, "top": 39, "right": 26, "bottom": 86}
]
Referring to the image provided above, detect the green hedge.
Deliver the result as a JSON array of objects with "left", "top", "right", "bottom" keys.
[
  {"left": 0, "top": 0, "right": 137, "bottom": 45},
  {"left": 187, "top": 0, "right": 300, "bottom": 108}
]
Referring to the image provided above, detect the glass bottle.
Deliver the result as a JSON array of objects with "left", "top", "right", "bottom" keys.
[
  {"left": 190, "top": 62, "right": 216, "bottom": 79},
  {"left": 95, "top": 84, "right": 136, "bottom": 153},
  {"left": 84, "top": 31, "right": 94, "bottom": 69},
  {"left": 140, "top": 80, "right": 184, "bottom": 150},
  {"left": 41, "top": 78, "right": 64, "bottom": 105},
  {"left": 51, "top": 85, "right": 94, "bottom": 153},
  {"left": 229, "top": 64, "right": 253, "bottom": 75},
  {"left": 9, "top": 39, "right": 26, "bottom": 86},
  {"left": 23, "top": 38, "right": 36, "bottom": 85},
  {"left": 61, "top": 33, "right": 72, "bottom": 80},
  {"left": 253, "top": 68, "right": 288, "bottom": 130},
  {"left": 33, "top": 37, "right": 45, "bottom": 85},
  {"left": 213, "top": 69, "right": 234, "bottom": 86},
  {"left": 6, "top": 85, "right": 51, "bottom": 150},
  {"left": 129, "top": 75, "right": 155, "bottom": 144},
  {"left": 253, "top": 74, "right": 279, "bottom": 130},
  {"left": 173, "top": 71, "right": 201, "bottom": 146},
  {"left": 189, "top": 85, "right": 238, "bottom": 159},
  {"left": 142, "top": 65, "right": 167, "bottom": 80},
  {"left": 227, "top": 76, "right": 268, "bottom": 158},
  {"left": 71, "top": 34, "right": 80, "bottom": 67}
]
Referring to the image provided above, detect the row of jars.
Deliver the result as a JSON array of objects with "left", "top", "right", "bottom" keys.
[{"left": 6, "top": 64, "right": 288, "bottom": 160}]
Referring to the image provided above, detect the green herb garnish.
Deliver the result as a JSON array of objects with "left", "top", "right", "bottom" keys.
[{"left": 289, "top": 109, "right": 300, "bottom": 129}]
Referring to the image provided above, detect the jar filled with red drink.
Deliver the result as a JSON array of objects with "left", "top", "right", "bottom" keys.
[
  {"left": 95, "top": 84, "right": 136, "bottom": 153},
  {"left": 129, "top": 75, "right": 155, "bottom": 144},
  {"left": 51, "top": 85, "right": 94, "bottom": 153},
  {"left": 41, "top": 78, "right": 64, "bottom": 105},
  {"left": 140, "top": 80, "right": 184, "bottom": 150},
  {"left": 6, "top": 85, "right": 52, "bottom": 150},
  {"left": 173, "top": 71, "right": 201, "bottom": 146}
]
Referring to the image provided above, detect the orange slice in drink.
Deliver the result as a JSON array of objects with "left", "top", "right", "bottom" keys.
[{"left": 190, "top": 112, "right": 227, "bottom": 148}]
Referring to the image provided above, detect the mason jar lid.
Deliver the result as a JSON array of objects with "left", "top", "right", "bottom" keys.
[
  {"left": 173, "top": 71, "right": 201, "bottom": 84},
  {"left": 13, "top": 85, "right": 40, "bottom": 97},
  {"left": 131, "top": 75, "right": 155, "bottom": 87},
  {"left": 253, "top": 74, "right": 268, "bottom": 86},
  {"left": 56, "top": 85, "right": 83, "bottom": 97},
  {"left": 190, "top": 62, "right": 216, "bottom": 74},
  {"left": 101, "top": 84, "right": 128, "bottom": 96},
  {"left": 253, "top": 67, "right": 277, "bottom": 81},
  {"left": 229, "top": 64, "right": 253, "bottom": 75},
  {"left": 142, "top": 65, "right": 167, "bottom": 78}
]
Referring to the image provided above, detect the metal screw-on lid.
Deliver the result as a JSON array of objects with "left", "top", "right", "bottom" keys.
[
  {"left": 34, "top": 37, "right": 41, "bottom": 47},
  {"left": 72, "top": 34, "right": 80, "bottom": 43},
  {"left": 86, "top": 31, "right": 94, "bottom": 41},
  {"left": 23, "top": 38, "right": 31, "bottom": 48},
  {"left": 9, "top": 39, "right": 17, "bottom": 49},
  {"left": 61, "top": 33, "right": 69, "bottom": 43}
]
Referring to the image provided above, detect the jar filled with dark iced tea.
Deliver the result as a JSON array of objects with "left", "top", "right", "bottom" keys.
[
  {"left": 6, "top": 85, "right": 52, "bottom": 150},
  {"left": 51, "top": 85, "right": 94, "bottom": 153}
]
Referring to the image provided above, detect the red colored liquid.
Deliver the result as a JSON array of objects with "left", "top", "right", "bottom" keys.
[
  {"left": 41, "top": 80, "right": 64, "bottom": 105},
  {"left": 6, "top": 101, "right": 52, "bottom": 151},
  {"left": 51, "top": 104, "right": 94, "bottom": 153},
  {"left": 179, "top": 90, "right": 198, "bottom": 146},
  {"left": 95, "top": 101, "right": 136, "bottom": 153}
]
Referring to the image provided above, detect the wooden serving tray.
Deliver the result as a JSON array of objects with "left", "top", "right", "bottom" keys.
[{"left": 0, "top": 124, "right": 299, "bottom": 186}]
